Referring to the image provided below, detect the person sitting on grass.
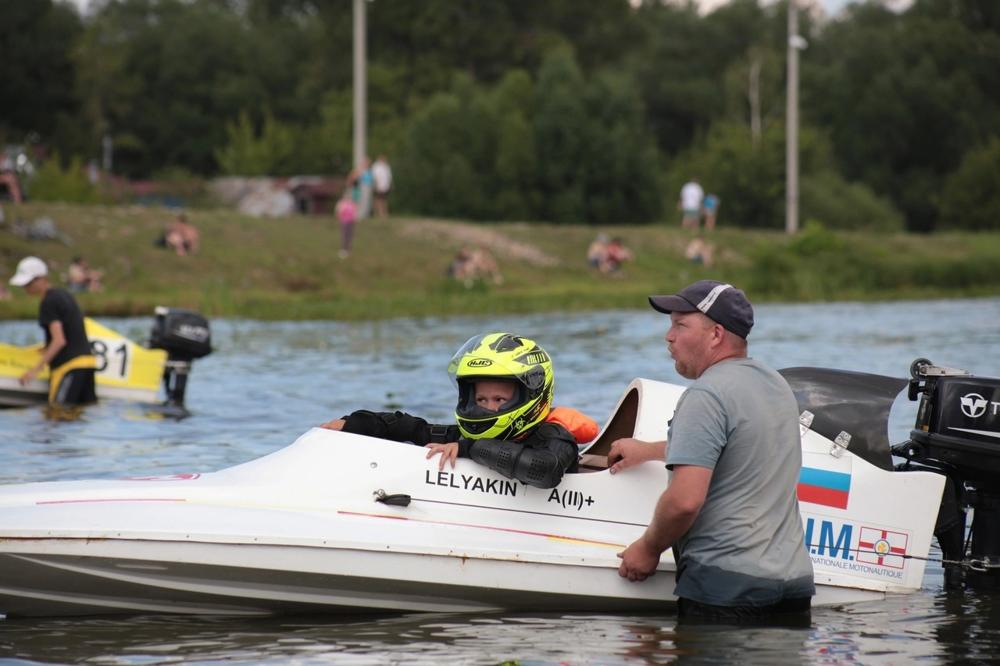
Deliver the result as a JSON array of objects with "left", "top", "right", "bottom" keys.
[
  {"left": 67, "top": 256, "right": 103, "bottom": 293},
  {"left": 162, "top": 213, "right": 200, "bottom": 256},
  {"left": 587, "top": 233, "right": 610, "bottom": 269},
  {"left": 448, "top": 245, "right": 503, "bottom": 287},
  {"left": 602, "top": 237, "right": 633, "bottom": 274},
  {"left": 321, "top": 332, "right": 599, "bottom": 489}
]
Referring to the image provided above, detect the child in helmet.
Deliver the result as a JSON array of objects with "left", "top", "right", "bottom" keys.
[{"left": 321, "top": 332, "right": 598, "bottom": 489}]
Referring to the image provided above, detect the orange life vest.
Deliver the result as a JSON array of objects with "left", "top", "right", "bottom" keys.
[{"left": 546, "top": 406, "right": 599, "bottom": 445}]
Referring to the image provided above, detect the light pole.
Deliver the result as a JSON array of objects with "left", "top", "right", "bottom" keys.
[
  {"left": 785, "top": 0, "right": 805, "bottom": 235},
  {"left": 353, "top": 0, "right": 367, "bottom": 171},
  {"left": 101, "top": 132, "right": 113, "bottom": 173}
]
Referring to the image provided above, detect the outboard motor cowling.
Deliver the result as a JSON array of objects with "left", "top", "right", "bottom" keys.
[
  {"left": 895, "top": 359, "right": 1000, "bottom": 587},
  {"left": 149, "top": 307, "right": 212, "bottom": 415},
  {"left": 150, "top": 307, "right": 212, "bottom": 361},
  {"left": 907, "top": 361, "right": 1000, "bottom": 480}
]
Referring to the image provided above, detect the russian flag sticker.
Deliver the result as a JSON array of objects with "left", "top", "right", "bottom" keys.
[{"left": 797, "top": 467, "right": 851, "bottom": 509}]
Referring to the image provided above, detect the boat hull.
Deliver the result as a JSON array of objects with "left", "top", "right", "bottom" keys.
[
  {"left": 0, "top": 539, "right": 679, "bottom": 617},
  {"left": 0, "top": 538, "right": 883, "bottom": 618}
]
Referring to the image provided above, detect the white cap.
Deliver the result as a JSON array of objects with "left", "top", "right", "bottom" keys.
[{"left": 9, "top": 256, "right": 48, "bottom": 287}]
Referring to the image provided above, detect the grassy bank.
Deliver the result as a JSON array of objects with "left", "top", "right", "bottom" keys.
[{"left": 1, "top": 202, "right": 999, "bottom": 321}]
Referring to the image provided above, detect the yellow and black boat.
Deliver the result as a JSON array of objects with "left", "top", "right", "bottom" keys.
[{"left": 0, "top": 308, "right": 211, "bottom": 409}]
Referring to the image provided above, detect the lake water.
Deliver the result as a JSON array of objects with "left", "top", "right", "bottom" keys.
[{"left": 1, "top": 298, "right": 999, "bottom": 664}]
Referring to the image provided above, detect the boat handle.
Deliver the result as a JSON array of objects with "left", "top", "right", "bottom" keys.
[{"left": 374, "top": 489, "right": 411, "bottom": 507}]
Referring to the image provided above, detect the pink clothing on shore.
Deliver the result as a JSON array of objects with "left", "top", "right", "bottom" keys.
[{"left": 336, "top": 199, "right": 357, "bottom": 224}]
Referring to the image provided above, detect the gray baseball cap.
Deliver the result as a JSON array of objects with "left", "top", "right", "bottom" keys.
[{"left": 649, "top": 280, "right": 754, "bottom": 339}]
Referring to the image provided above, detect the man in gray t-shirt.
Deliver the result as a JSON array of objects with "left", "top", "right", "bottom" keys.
[{"left": 611, "top": 280, "right": 814, "bottom": 621}]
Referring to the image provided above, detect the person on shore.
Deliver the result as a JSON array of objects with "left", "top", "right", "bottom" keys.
[
  {"left": 678, "top": 179, "right": 704, "bottom": 230},
  {"left": 67, "top": 256, "right": 104, "bottom": 293},
  {"left": 684, "top": 236, "right": 714, "bottom": 267},
  {"left": 603, "top": 237, "right": 633, "bottom": 274},
  {"left": 448, "top": 245, "right": 503, "bottom": 287},
  {"left": 702, "top": 193, "right": 720, "bottom": 231},
  {"left": 162, "top": 213, "right": 200, "bottom": 256},
  {"left": 9, "top": 256, "right": 97, "bottom": 406},
  {"left": 612, "top": 280, "right": 814, "bottom": 622},
  {"left": 371, "top": 154, "right": 393, "bottom": 218},
  {"left": 353, "top": 157, "right": 374, "bottom": 220},
  {"left": 587, "top": 234, "right": 632, "bottom": 275},
  {"left": 320, "top": 332, "right": 598, "bottom": 489},
  {"left": 335, "top": 189, "right": 358, "bottom": 258},
  {"left": 587, "top": 233, "right": 610, "bottom": 270}
]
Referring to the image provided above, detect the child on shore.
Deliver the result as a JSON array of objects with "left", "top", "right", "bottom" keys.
[{"left": 335, "top": 190, "right": 357, "bottom": 259}]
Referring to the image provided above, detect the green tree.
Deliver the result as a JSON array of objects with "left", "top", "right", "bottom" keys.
[
  {"left": 0, "top": 1, "right": 83, "bottom": 146},
  {"left": 667, "top": 122, "right": 783, "bottom": 229},
  {"left": 395, "top": 84, "right": 492, "bottom": 218},
  {"left": 578, "top": 71, "right": 662, "bottom": 224},
  {"left": 804, "top": 1, "right": 999, "bottom": 231},
  {"left": 491, "top": 70, "right": 538, "bottom": 220},
  {"left": 311, "top": 91, "right": 354, "bottom": 177},
  {"left": 626, "top": 3, "right": 716, "bottom": 157},
  {"left": 624, "top": 0, "right": 787, "bottom": 158},
  {"left": 396, "top": 49, "right": 662, "bottom": 224},
  {"left": 75, "top": 0, "right": 256, "bottom": 176},
  {"left": 215, "top": 113, "right": 299, "bottom": 176},
  {"left": 533, "top": 49, "right": 587, "bottom": 223}
]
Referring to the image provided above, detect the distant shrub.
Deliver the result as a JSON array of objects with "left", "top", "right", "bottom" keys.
[
  {"left": 214, "top": 113, "right": 298, "bottom": 176},
  {"left": 28, "top": 154, "right": 103, "bottom": 204},
  {"left": 939, "top": 137, "right": 1000, "bottom": 231},
  {"left": 800, "top": 171, "right": 904, "bottom": 231},
  {"left": 749, "top": 222, "right": 885, "bottom": 299},
  {"left": 788, "top": 220, "right": 847, "bottom": 256},
  {"left": 747, "top": 244, "right": 799, "bottom": 298}
]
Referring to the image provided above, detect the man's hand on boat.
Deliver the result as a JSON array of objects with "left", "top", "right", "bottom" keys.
[
  {"left": 607, "top": 438, "right": 666, "bottom": 474},
  {"left": 19, "top": 365, "right": 42, "bottom": 386},
  {"left": 617, "top": 536, "right": 661, "bottom": 582},
  {"left": 320, "top": 418, "right": 459, "bottom": 470}
]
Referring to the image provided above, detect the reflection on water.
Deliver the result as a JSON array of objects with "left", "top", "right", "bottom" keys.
[
  {"left": 1, "top": 297, "right": 999, "bottom": 664},
  {"left": 2, "top": 595, "right": 999, "bottom": 665},
  {"left": 0, "top": 611, "right": 879, "bottom": 664}
]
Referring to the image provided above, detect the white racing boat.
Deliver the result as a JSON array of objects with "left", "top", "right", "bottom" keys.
[{"left": 0, "top": 375, "right": 946, "bottom": 618}]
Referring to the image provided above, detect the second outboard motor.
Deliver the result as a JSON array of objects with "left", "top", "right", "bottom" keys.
[
  {"left": 149, "top": 306, "right": 212, "bottom": 416},
  {"left": 894, "top": 359, "right": 1000, "bottom": 587}
]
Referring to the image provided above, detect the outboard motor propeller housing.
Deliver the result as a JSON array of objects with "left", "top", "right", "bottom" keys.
[
  {"left": 149, "top": 306, "right": 212, "bottom": 413},
  {"left": 895, "top": 359, "right": 1000, "bottom": 587}
]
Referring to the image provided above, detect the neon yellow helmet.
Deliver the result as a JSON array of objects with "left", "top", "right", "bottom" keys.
[{"left": 448, "top": 332, "right": 554, "bottom": 441}]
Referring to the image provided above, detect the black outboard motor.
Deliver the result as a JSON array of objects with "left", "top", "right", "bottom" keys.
[
  {"left": 894, "top": 359, "right": 1000, "bottom": 587},
  {"left": 148, "top": 306, "right": 212, "bottom": 416}
]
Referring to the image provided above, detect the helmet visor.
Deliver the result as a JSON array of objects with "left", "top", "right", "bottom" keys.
[{"left": 447, "top": 333, "right": 543, "bottom": 392}]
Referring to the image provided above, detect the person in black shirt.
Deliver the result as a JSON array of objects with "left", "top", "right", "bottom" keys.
[{"left": 9, "top": 256, "right": 97, "bottom": 405}]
